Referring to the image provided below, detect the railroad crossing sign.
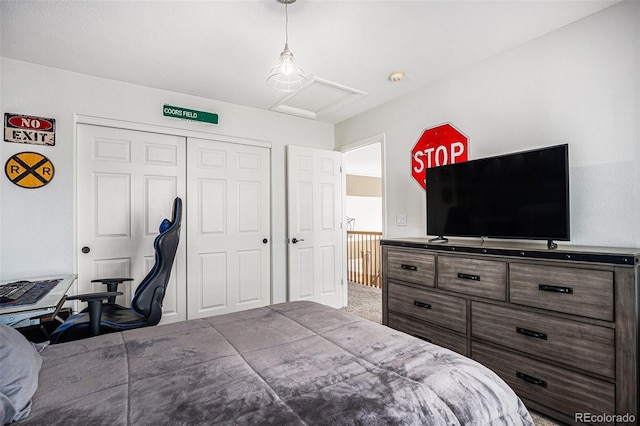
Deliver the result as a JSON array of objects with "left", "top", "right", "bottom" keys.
[
  {"left": 5, "top": 152, "right": 55, "bottom": 188},
  {"left": 411, "top": 123, "right": 468, "bottom": 190}
]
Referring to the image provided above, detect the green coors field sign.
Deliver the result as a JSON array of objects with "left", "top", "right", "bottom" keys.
[{"left": 163, "top": 105, "right": 218, "bottom": 125}]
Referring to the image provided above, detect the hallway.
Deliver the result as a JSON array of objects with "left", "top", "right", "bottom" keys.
[{"left": 340, "top": 281, "right": 381, "bottom": 324}]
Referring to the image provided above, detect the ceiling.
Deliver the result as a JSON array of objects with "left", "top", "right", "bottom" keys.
[{"left": 0, "top": 0, "right": 621, "bottom": 124}]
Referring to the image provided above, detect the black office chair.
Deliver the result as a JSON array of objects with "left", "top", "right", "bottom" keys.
[{"left": 50, "top": 197, "right": 182, "bottom": 344}]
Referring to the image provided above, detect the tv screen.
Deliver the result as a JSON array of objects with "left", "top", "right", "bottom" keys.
[{"left": 426, "top": 144, "right": 569, "bottom": 243}]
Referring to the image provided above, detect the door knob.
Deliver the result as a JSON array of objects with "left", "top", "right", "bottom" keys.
[
  {"left": 263, "top": 238, "right": 268, "bottom": 244},
  {"left": 81, "top": 246, "right": 91, "bottom": 254},
  {"left": 291, "top": 238, "right": 304, "bottom": 244}
]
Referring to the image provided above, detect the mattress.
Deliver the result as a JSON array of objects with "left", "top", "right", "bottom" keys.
[{"left": 19, "top": 301, "right": 533, "bottom": 425}]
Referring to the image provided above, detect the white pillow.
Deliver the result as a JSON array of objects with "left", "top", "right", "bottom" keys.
[{"left": 0, "top": 324, "right": 42, "bottom": 424}]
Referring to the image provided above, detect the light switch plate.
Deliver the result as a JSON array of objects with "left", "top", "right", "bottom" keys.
[{"left": 396, "top": 214, "right": 407, "bottom": 226}]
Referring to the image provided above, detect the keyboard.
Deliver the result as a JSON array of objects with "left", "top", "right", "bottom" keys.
[{"left": 0, "top": 281, "right": 36, "bottom": 300}]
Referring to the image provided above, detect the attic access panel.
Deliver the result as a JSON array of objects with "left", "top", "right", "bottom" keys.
[{"left": 270, "top": 77, "right": 367, "bottom": 120}]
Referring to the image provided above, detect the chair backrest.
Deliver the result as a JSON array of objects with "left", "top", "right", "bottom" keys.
[{"left": 131, "top": 197, "right": 182, "bottom": 324}]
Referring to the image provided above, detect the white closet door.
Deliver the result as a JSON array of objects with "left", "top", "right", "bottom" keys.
[
  {"left": 186, "top": 137, "right": 271, "bottom": 318},
  {"left": 287, "top": 145, "right": 344, "bottom": 309},
  {"left": 77, "top": 124, "right": 187, "bottom": 323}
]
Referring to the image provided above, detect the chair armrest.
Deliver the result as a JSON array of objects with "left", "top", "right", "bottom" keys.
[
  {"left": 67, "top": 291, "right": 123, "bottom": 302},
  {"left": 91, "top": 278, "right": 133, "bottom": 285},
  {"left": 91, "top": 278, "right": 133, "bottom": 303},
  {"left": 67, "top": 292, "right": 123, "bottom": 336}
]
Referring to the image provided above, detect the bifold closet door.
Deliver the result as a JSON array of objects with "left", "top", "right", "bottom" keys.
[
  {"left": 77, "top": 124, "right": 187, "bottom": 323},
  {"left": 186, "top": 137, "right": 271, "bottom": 318}
]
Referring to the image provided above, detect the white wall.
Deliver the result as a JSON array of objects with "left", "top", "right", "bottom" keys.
[
  {"left": 336, "top": 1, "right": 640, "bottom": 249},
  {"left": 0, "top": 58, "right": 334, "bottom": 303},
  {"left": 346, "top": 196, "right": 382, "bottom": 232}
]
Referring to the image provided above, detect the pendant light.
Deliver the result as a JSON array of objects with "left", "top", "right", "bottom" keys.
[{"left": 267, "top": 0, "right": 307, "bottom": 92}]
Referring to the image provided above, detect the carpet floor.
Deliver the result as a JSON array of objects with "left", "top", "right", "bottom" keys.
[{"left": 341, "top": 281, "right": 561, "bottom": 426}]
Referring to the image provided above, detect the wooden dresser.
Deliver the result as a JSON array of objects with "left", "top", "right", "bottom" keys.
[{"left": 381, "top": 238, "right": 639, "bottom": 425}]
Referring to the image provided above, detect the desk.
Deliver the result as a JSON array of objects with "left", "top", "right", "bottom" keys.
[{"left": 0, "top": 274, "right": 76, "bottom": 328}]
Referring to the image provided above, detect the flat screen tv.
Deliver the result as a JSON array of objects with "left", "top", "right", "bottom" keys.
[{"left": 426, "top": 144, "right": 569, "bottom": 248}]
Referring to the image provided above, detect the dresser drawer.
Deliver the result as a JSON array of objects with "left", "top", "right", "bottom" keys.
[
  {"left": 437, "top": 255, "right": 506, "bottom": 301},
  {"left": 472, "top": 341, "right": 615, "bottom": 419},
  {"left": 389, "top": 312, "right": 468, "bottom": 356},
  {"left": 510, "top": 263, "right": 614, "bottom": 321},
  {"left": 472, "top": 302, "right": 614, "bottom": 378},
  {"left": 388, "top": 282, "right": 466, "bottom": 334},
  {"left": 386, "top": 248, "right": 435, "bottom": 287}
]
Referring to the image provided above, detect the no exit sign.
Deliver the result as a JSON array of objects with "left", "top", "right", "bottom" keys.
[{"left": 4, "top": 113, "right": 56, "bottom": 146}]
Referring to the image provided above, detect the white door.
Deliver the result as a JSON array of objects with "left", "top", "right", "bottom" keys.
[
  {"left": 186, "top": 138, "right": 271, "bottom": 318},
  {"left": 287, "top": 145, "right": 344, "bottom": 308},
  {"left": 77, "top": 124, "right": 187, "bottom": 323}
]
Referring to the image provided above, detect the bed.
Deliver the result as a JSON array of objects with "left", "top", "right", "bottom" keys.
[{"left": 3, "top": 301, "right": 533, "bottom": 425}]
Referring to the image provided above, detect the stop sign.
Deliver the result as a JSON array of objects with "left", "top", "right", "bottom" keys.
[{"left": 411, "top": 123, "right": 468, "bottom": 190}]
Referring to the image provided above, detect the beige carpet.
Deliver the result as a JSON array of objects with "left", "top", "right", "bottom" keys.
[{"left": 341, "top": 281, "right": 561, "bottom": 426}]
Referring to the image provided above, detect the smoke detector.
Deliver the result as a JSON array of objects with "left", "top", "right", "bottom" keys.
[{"left": 388, "top": 70, "right": 405, "bottom": 82}]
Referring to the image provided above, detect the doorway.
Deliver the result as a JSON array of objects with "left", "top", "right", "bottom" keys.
[{"left": 339, "top": 135, "right": 384, "bottom": 289}]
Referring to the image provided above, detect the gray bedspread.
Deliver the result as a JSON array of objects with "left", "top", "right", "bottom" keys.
[{"left": 20, "top": 301, "right": 533, "bottom": 425}]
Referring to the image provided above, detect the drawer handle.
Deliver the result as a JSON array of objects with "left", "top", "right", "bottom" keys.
[
  {"left": 401, "top": 264, "right": 418, "bottom": 271},
  {"left": 516, "top": 371, "right": 548, "bottom": 388},
  {"left": 516, "top": 327, "right": 547, "bottom": 340},
  {"left": 414, "top": 300, "right": 432, "bottom": 309},
  {"left": 539, "top": 284, "right": 573, "bottom": 294},
  {"left": 458, "top": 272, "right": 480, "bottom": 281},
  {"left": 412, "top": 334, "right": 432, "bottom": 343}
]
